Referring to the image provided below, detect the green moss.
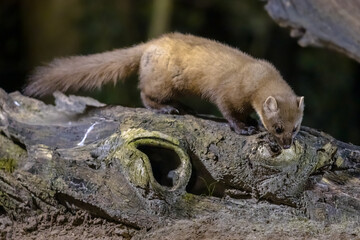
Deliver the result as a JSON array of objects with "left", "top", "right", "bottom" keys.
[
  {"left": 182, "top": 193, "right": 195, "bottom": 202},
  {"left": 0, "top": 134, "right": 27, "bottom": 170},
  {"left": 0, "top": 158, "right": 17, "bottom": 173},
  {"left": 0, "top": 191, "right": 16, "bottom": 211}
]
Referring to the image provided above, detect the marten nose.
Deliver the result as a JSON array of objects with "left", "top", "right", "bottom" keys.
[
  {"left": 283, "top": 144, "right": 291, "bottom": 149},
  {"left": 282, "top": 136, "right": 292, "bottom": 149}
]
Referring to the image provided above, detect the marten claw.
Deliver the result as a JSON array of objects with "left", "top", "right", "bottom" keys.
[{"left": 156, "top": 106, "right": 180, "bottom": 115}]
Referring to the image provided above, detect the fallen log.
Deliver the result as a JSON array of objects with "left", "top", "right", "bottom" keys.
[{"left": 0, "top": 88, "right": 359, "bottom": 239}]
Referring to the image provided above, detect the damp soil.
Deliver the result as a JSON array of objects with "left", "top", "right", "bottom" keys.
[
  {"left": 0, "top": 211, "right": 135, "bottom": 240},
  {"left": 2, "top": 209, "right": 359, "bottom": 240}
]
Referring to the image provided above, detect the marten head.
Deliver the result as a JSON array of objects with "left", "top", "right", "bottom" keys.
[{"left": 261, "top": 96, "right": 304, "bottom": 149}]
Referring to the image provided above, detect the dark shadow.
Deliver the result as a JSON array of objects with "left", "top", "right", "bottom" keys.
[
  {"left": 137, "top": 145, "right": 181, "bottom": 187},
  {"left": 186, "top": 152, "right": 226, "bottom": 197},
  {"left": 137, "top": 144, "right": 228, "bottom": 197},
  {"left": 0, "top": 206, "right": 6, "bottom": 215}
]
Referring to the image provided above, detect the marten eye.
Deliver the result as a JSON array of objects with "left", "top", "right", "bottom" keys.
[
  {"left": 292, "top": 127, "right": 297, "bottom": 133},
  {"left": 275, "top": 126, "right": 283, "bottom": 134}
]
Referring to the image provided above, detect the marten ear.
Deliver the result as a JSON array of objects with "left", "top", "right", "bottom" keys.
[
  {"left": 297, "top": 96, "right": 304, "bottom": 110},
  {"left": 264, "top": 96, "right": 278, "bottom": 113}
]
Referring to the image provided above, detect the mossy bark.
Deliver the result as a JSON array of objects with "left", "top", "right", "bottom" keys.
[{"left": 0, "top": 88, "right": 360, "bottom": 237}]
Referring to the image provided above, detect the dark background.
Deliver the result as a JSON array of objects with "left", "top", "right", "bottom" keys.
[{"left": 1, "top": 0, "right": 359, "bottom": 144}]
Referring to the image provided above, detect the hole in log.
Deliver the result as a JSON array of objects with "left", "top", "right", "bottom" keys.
[
  {"left": 186, "top": 152, "right": 226, "bottom": 197},
  {"left": 137, "top": 145, "right": 181, "bottom": 187},
  {"left": 0, "top": 206, "right": 6, "bottom": 215}
]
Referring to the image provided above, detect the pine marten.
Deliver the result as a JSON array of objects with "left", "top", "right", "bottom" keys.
[{"left": 24, "top": 33, "right": 304, "bottom": 149}]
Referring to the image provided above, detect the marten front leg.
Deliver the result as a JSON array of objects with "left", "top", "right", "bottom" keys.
[
  {"left": 227, "top": 117, "right": 258, "bottom": 135},
  {"left": 217, "top": 103, "right": 258, "bottom": 135}
]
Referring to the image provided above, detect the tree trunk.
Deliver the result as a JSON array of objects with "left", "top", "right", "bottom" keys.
[
  {"left": 0, "top": 88, "right": 359, "bottom": 238},
  {"left": 264, "top": 0, "right": 360, "bottom": 63}
]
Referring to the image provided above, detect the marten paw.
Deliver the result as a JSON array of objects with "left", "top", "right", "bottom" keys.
[
  {"left": 238, "top": 126, "right": 259, "bottom": 135},
  {"left": 227, "top": 120, "right": 259, "bottom": 135},
  {"left": 231, "top": 125, "right": 259, "bottom": 135},
  {"left": 156, "top": 106, "right": 180, "bottom": 115}
]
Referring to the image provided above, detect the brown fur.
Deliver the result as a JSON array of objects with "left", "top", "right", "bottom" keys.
[{"left": 24, "top": 33, "right": 304, "bottom": 148}]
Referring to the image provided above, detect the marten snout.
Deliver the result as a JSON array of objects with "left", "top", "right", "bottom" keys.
[
  {"left": 273, "top": 134, "right": 293, "bottom": 149},
  {"left": 282, "top": 137, "right": 293, "bottom": 149}
]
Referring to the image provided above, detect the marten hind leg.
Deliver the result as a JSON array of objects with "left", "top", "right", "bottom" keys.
[
  {"left": 139, "top": 47, "right": 190, "bottom": 114},
  {"left": 140, "top": 92, "right": 181, "bottom": 114}
]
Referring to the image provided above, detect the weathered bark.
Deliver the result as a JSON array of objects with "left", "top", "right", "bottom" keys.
[
  {"left": 0, "top": 88, "right": 360, "bottom": 238},
  {"left": 264, "top": 0, "right": 360, "bottom": 63}
]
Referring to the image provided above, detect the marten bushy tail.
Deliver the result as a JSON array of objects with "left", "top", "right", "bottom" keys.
[{"left": 24, "top": 43, "right": 147, "bottom": 97}]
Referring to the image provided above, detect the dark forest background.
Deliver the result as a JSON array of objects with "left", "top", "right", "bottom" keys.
[{"left": 1, "top": 0, "right": 359, "bottom": 145}]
